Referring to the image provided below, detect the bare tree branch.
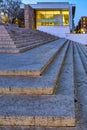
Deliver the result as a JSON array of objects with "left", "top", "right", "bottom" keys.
[{"left": 0, "top": 0, "right": 24, "bottom": 26}]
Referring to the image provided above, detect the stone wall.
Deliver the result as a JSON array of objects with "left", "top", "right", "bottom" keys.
[{"left": 24, "top": 5, "right": 35, "bottom": 29}]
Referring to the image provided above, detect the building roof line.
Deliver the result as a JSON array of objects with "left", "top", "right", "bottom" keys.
[{"left": 37, "top": 2, "right": 69, "bottom": 4}]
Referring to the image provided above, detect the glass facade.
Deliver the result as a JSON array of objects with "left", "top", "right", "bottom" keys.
[{"left": 36, "top": 10, "right": 69, "bottom": 26}]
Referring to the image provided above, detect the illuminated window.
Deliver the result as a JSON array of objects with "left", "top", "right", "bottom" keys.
[
  {"left": 83, "top": 18, "right": 85, "bottom": 20},
  {"left": 83, "top": 21, "right": 85, "bottom": 24},
  {"left": 36, "top": 9, "right": 69, "bottom": 26},
  {"left": 62, "top": 10, "right": 69, "bottom": 25}
]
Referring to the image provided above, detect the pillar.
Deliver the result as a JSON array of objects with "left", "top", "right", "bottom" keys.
[
  {"left": 60, "top": 10, "right": 63, "bottom": 26},
  {"left": 69, "top": 5, "right": 73, "bottom": 32},
  {"left": 24, "top": 5, "right": 35, "bottom": 29}
]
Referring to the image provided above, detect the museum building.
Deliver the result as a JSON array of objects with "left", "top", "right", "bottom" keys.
[{"left": 22, "top": 2, "right": 76, "bottom": 37}]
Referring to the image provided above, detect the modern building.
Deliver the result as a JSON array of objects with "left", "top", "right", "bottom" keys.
[
  {"left": 75, "top": 16, "right": 87, "bottom": 33},
  {"left": 21, "top": 2, "right": 76, "bottom": 37}
]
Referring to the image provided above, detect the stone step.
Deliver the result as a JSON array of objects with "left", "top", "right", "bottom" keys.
[
  {"left": 0, "top": 41, "right": 15, "bottom": 45},
  {"left": 0, "top": 40, "right": 69, "bottom": 95},
  {"left": 73, "top": 42, "right": 87, "bottom": 78},
  {"left": 0, "top": 34, "right": 11, "bottom": 37},
  {"left": 0, "top": 43, "right": 33, "bottom": 48},
  {"left": 0, "top": 38, "right": 56, "bottom": 51},
  {"left": 18, "top": 34, "right": 56, "bottom": 37},
  {"left": 8, "top": 32, "right": 56, "bottom": 37},
  {"left": 0, "top": 40, "right": 47, "bottom": 48},
  {"left": 0, "top": 37, "right": 13, "bottom": 41},
  {"left": 14, "top": 38, "right": 57, "bottom": 44},
  {"left": 0, "top": 44, "right": 16, "bottom": 48},
  {"left": 73, "top": 43, "right": 87, "bottom": 125},
  {"left": 0, "top": 48, "right": 20, "bottom": 53},
  {"left": 0, "top": 43, "right": 75, "bottom": 127},
  {"left": 0, "top": 39, "right": 48, "bottom": 47},
  {"left": 0, "top": 36, "right": 54, "bottom": 41},
  {"left": 11, "top": 34, "right": 55, "bottom": 38},
  {"left": 9, "top": 30, "right": 54, "bottom": 34},
  {"left": 13, "top": 38, "right": 56, "bottom": 45},
  {"left": 0, "top": 37, "right": 50, "bottom": 41},
  {"left": 0, "top": 38, "right": 61, "bottom": 53},
  {"left": 79, "top": 44, "right": 87, "bottom": 58},
  {"left": 0, "top": 38, "right": 57, "bottom": 48},
  {"left": 0, "top": 39, "right": 67, "bottom": 75},
  {"left": 76, "top": 43, "right": 87, "bottom": 73},
  {"left": 0, "top": 26, "right": 58, "bottom": 45},
  {"left": 0, "top": 44, "right": 40, "bottom": 53},
  {"left": 0, "top": 38, "right": 51, "bottom": 45}
]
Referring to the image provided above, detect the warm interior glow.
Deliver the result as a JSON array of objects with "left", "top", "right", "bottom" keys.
[{"left": 36, "top": 10, "right": 69, "bottom": 26}]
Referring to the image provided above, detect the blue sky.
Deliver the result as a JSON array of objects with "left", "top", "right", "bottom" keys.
[{"left": 22, "top": 0, "right": 87, "bottom": 26}]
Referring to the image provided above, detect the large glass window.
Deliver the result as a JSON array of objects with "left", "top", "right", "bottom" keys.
[
  {"left": 36, "top": 10, "right": 69, "bottom": 26},
  {"left": 62, "top": 10, "right": 69, "bottom": 25}
]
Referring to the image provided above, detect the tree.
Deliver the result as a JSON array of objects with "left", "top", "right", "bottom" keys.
[
  {"left": 0, "top": 0, "right": 4, "bottom": 11},
  {"left": 3, "top": 0, "right": 21, "bottom": 17},
  {"left": 0, "top": 0, "right": 3, "bottom": 2},
  {"left": 0, "top": 0, "right": 24, "bottom": 26},
  {"left": 0, "top": 0, "right": 4, "bottom": 22}
]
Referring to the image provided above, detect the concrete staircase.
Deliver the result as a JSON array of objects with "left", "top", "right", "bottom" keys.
[
  {"left": 0, "top": 24, "right": 58, "bottom": 53},
  {"left": 0, "top": 24, "right": 87, "bottom": 127},
  {"left": 0, "top": 38, "right": 75, "bottom": 127}
]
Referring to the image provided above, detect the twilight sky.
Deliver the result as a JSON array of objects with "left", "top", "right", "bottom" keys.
[{"left": 22, "top": 0, "right": 87, "bottom": 26}]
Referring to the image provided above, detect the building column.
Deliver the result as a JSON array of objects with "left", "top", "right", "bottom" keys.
[
  {"left": 60, "top": 10, "right": 63, "bottom": 26},
  {"left": 69, "top": 5, "right": 73, "bottom": 32},
  {"left": 24, "top": 5, "right": 35, "bottom": 29}
]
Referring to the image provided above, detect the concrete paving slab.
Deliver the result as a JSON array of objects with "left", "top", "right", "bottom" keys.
[{"left": 0, "top": 41, "right": 69, "bottom": 94}]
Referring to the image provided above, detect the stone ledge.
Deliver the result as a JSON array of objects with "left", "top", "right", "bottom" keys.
[
  {"left": 0, "top": 87, "right": 54, "bottom": 95},
  {"left": 0, "top": 116, "right": 75, "bottom": 126}
]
